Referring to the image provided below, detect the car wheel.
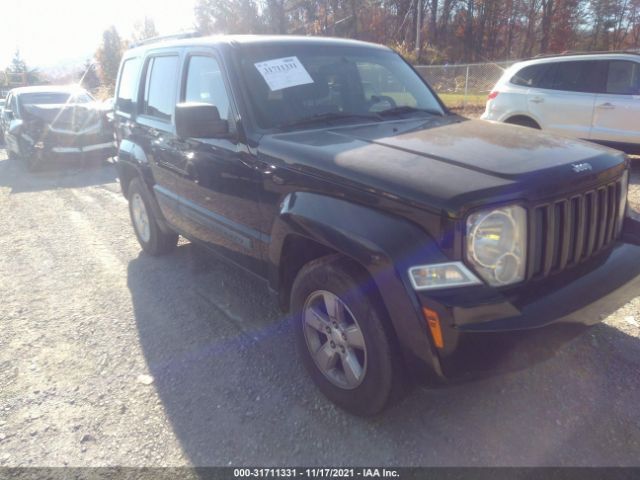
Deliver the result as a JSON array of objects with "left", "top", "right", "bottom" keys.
[
  {"left": 128, "top": 177, "right": 178, "bottom": 255},
  {"left": 291, "top": 255, "right": 404, "bottom": 416},
  {"left": 506, "top": 116, "right": 540, "bottom": 129}
]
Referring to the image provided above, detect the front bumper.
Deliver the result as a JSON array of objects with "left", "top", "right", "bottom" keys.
[
  {"left": 24, "top": 124, "right": 116, "bottom": 162},
  {"left": 41, "top": 141, "right": 116, "bottom": 159},
  {"left": 415, "top": 216, "right": 640, "bottom": 379}
]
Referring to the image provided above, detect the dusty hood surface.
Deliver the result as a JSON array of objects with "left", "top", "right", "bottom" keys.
[{"left": 259, "top": 117, "right": 627, "bottom": 215}]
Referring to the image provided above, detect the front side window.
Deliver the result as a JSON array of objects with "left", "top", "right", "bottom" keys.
[
  {"left": 142, "top": 55, "right": 179, "bottom": 121},
  {"left": 606, "top": 61, "right": 640, "bottom": 95},
  {"left": 116, "top": 58, "right": 140, "bottom": 114},
  {"left": 184, "top": 56, "right": 230, "bottom": 120},
  {"left": 238, "top": 45, "right": 444, "bottom": 130}
]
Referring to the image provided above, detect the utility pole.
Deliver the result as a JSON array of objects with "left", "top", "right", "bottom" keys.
[{"left": 415, "top": 0, "right": 422, "bottom": 57}]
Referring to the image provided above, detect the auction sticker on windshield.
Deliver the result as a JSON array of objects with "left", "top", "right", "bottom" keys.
[{"left": 254, "top": 56, "right": 314, "bottom": 91}]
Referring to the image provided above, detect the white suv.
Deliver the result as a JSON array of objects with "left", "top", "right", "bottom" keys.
[{"left": 481, "top": 52, "right": 640, "bottom": 153}]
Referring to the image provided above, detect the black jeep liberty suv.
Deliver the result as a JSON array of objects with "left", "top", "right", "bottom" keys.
[{"left": 113, "top": 35, "right": 640, "bottom": 415}]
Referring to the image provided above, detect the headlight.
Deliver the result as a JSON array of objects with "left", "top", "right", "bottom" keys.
[{"left": 466, "top": 204, "right": 527, "bottom": 286}]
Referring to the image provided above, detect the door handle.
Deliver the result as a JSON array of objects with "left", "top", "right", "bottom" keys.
[
  {"left": 529, "top": 97, "right": 544, "bottom": 104},
  {"left": 597, "top": 102, "right": 615, "bottom": 110}
]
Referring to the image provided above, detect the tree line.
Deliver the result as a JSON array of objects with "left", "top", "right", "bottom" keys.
[
  {"left": 4, "top": 0, "right": 639, "bottom": 94},
  {"left": 194, "top": 0, "right": 640, "bottom": 63}
]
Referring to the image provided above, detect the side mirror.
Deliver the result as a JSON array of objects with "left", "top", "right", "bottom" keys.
[
  {"left": 175, "top": 102, "right": 229, "bottom": 139},
  {"left": 4, "top": 109, "right": 14, "bottom": 120}
]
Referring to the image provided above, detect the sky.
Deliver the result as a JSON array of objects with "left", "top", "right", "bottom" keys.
[{"left": 0, "top": 0, "right": 197, "bottom": 69}]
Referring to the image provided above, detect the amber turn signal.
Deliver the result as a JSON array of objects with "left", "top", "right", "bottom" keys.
[{"left": 422, "top": 307, "right": 444, "bottom": 349}]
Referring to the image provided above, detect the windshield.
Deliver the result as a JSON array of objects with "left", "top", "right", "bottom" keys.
[
  {"left": 19, "top": 91, "right": 93, "bottom": 106},
  {"left": 238, "top": 45, "right": 444, "bottom": 130}
]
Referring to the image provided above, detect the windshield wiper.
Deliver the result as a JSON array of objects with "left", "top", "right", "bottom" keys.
[
  {"left": 277, "top": 111, "right": 383, "bottom": 130},
  {"left": 378, "top": 106, "right": 443, "bottom": 117}
]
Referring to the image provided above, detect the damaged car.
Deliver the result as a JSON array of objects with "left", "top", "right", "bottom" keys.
[{"left": 1, "top": 85, "right": 115, "bottom": 171}]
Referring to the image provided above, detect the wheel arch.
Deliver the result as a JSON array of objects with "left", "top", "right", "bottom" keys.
[
  {"left": 504, "top": 114, "right": 542, "bottom": 129},
  {"left": 116, "top": 139, "right": 173, "bottom": 235},
  {"left": 116, "top": 139, "right": 154, "bottom": 199},
  {"left": 269, "top": 191, "right": 448, "bottom": 380}
]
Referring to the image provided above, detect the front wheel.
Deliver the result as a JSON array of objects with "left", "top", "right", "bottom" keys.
[
  {"left": 291, "top": 255, "right": 404, "bottom": 416},
  {"left": 128, "top": 177, "right": 178, "bottom": 255}
]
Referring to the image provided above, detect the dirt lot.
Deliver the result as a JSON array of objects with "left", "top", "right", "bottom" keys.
[{"left": 0, "top": 148, "right": 639, "bottom": 467}]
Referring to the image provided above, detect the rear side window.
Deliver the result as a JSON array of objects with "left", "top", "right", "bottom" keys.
[
  {"left": 184, "top": 56, "right": 230, "bottom": 120},
  {"left": 142, "top": 55, "right": 179, "bottom": 121},
  {"left": 540, "top": 61, "right": 606, "bottom": 93},
  {"left": 510, "top": 64, "right": 549, "bottom": 87},
  {"left": 606, "top": 61, "right": 640, "bottom": 95},
  {"left": 116, "top": 58, "right": 140, "bottom": 114}
]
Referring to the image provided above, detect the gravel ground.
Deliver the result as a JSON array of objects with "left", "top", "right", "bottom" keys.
[{"left": 0, "top": 148, "right": 639, "bottom": 467}]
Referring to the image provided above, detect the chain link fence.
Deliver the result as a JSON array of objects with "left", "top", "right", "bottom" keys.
[{"left": 415, "top": 61, "right": 515, "bottom": 113}]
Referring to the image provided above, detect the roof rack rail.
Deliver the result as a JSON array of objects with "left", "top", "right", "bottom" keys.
[
  {"left": 132, "top": 31, "right": 203, "bottom": 48},
  {"left": 530, "top": 49, "right": 640, "bottom": 60}
]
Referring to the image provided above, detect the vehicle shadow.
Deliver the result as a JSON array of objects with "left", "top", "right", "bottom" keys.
[
  {"left": 0, "top": 151, "right": 118, "bottom": 194},
  {"left": 127, "top": 244, "right": 640, "bottom": 466}
]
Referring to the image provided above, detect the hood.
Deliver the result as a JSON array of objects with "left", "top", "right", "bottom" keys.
[
  {"left": 258, "top": 117, "right": 627, "bottom": 216},
  {"left": 22, "top": 102, "right": 102, "bottom": 132}
]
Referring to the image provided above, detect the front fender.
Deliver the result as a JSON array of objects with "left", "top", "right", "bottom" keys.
[{"left": 269, "top": 191, "right": 449, "bottom": 380}]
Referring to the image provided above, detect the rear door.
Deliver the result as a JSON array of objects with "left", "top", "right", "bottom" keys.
[
  {"left": 590, "top": 59, "right": 640, "bottom": 146},
  {"left": 526, "top": 60, "right": 606, "bottom": 139},
  {"left": 133, "top": 52, "right": 184, "bottom": 228}
]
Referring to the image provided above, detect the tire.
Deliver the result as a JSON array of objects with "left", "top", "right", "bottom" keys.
[
  {"left": 505, "top": 116, "right": 540, "bottom": 129},
  {"left": 127, "top": 177, "right": 178, "bottom": 256},
  {"left": 12, "top": 140, "right": 40, "bottom": 172},
  {"left": 291, "top": 255, "right": 404, "bottom": 416},
  {"left": 25, "top": 153, "right": 41, "bottom": 172}
]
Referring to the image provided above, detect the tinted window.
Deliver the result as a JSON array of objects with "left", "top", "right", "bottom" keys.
[
  {"left": 116, "top": 58, "right": 140, "bottom": 114},
  {"left": 606, "top": 61, "right": 640, "bottom": 95},
  {"left": 142, "top": 55, "right": 179, "bottom": 121},
  {"left": 510, "top": 64, "right": 549, "bottom": 87},
  {"left": 542, "top": 61, "right": 605, "bottom": 93},
  {"left": 184, "top": 56, "right": 230, "bottom": 120}
]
